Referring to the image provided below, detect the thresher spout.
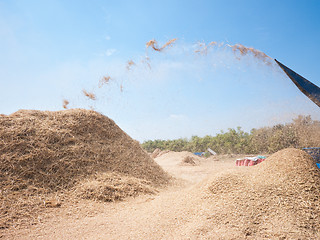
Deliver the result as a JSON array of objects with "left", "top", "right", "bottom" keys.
[{"left": 275, "top": 59, "right": 320, "bottom": 108}]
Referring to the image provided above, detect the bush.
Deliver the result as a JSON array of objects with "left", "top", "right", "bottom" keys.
[{"left": 141, "top": 115, "right": 320, "bottom": 154}]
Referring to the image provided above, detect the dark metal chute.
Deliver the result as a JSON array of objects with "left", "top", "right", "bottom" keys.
[{"left": 275, "top": 59, "right": 320, "bottom": 108}]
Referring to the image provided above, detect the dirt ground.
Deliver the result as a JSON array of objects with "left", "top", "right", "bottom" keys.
[
  {"left": 1, "top": 154, "right": 241, "bottom": 239},
  {"left": 4, "top": 150, "right": 319, "bottom": 239}
]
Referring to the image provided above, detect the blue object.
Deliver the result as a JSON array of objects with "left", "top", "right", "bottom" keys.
[
  {"left": 303, "top": 147, "right": 320, "bottom": 162},
  {"left": 302, "top": 148, "right": 320, "bottom": 169},
  {"left": 194, "top": 152, "right": 205, "bottom": 156},
  {"left": 275, "top": 59, "right": 320, "bottom": 108}
]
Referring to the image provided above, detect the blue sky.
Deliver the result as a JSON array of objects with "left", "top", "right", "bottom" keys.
[{"left": 1, "top": 0, "right": 320, "bottom": 141}]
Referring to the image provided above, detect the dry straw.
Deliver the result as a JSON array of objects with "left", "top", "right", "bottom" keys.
[
  {"left": 141, "top": 56, "right": 152, "bottom": 69},
  {"left": 98, "top": 76, "right": 111, "bottom": 88},
  {"left": 0, "top": 109, "right": 170, "bottom": 229},
  {"left": 82, "top": 89, "right": 96, "bottom": 100},
  {"left": 229, "top": 43, "right": 272, "bottom": 64},
  {"left": 208, "top": 148, "right": 320, "bottom": 238},
  {"left": 75, "top": 172, "right": 158, "bottom": 202},
  {"left": 194, "top": 41, "right": 217, "bottom": 55},
  {"left": 126, "top": 60, "right": 136, "bottom": 70},
  {"left": 62, "top": 99, "right": 69, "bottom": 109},
  {"left": 146, "top": 38, "right": 177, "bottom": 52},
  {"left": 182, "top": 156, "right": 197, "bottom": 165},
  {"left": 193, "top": 40, "right": 272, "bottom": 65}
]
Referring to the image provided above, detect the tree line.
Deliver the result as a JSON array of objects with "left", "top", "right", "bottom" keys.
[{"left": 141, "top": 115, "right": 320, "bottom": 154}]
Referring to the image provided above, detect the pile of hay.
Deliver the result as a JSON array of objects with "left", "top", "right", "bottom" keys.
[
  {"left": 182, "top": 156, "right": 197, "bottom": 165},
  {"left": 207, "top": 148, "right": 320, "bottom": 238},
  {"left": 0, "top": 109, "right": 170, "bottom": 229},
  {"left": 151, "top": 148, "right": 162, "bottom": 158},
  {"left": 154, "top": 151, "right": 201, "bottom": 168},
  {"left": 76, "top": 172, "right": 157, "bottom": 202},
  {"left": 150, "top": 148, "right": 170, "bottom": 158}
]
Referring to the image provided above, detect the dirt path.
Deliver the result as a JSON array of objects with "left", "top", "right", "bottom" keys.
[{"left": 4, "top": 154, "right": 238, "bottom": 239}]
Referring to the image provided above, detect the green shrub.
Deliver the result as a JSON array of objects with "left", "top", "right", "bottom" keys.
[{"left": 141, "top": 115, "right": 320, "bottom": 154}]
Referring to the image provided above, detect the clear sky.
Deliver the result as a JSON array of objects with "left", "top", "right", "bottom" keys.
[{"left": 1, "top": 0, "right": 320, "bottom": 141}]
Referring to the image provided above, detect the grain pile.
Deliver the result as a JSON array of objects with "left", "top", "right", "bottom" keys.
[
  {"left": 154, "top": 151, "right": 201, "bottom": 167},
  {"left": 151, "top": 149, "right": 170, "bottom": 159},
  {"left": 207, "top": 148, "right": 320, "bottom": 238},
  {"left": 151, "top": 148, "right": 162, "bottom": 158},
  {"left": 150, "top": 148, "right": 171, "bottom": 158},
  {"left": 76, "top": 172, "right": 157, "bottom": 202},
  {"left": 0, "top": 109, "right": 170, "bottom": 229},
  {"left": 182, "top": 156, "right": 197, "bottom": 165}
]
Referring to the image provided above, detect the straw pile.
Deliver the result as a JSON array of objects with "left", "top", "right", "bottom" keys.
[
  {"left": 154, "top": 151, "right": 201, "bottom": 167},
  {"left": 151, "top": 149, "right": 170, "bottom": 159},
  {"left": 151, "top": 148, "right": 162, "bottom": 158},
  {"left": 207, "top": 148, "right": 320, "bottom": 238},
  {"left": 76, "top": 172, "right": 157, "bottom": 202},
  {"left": 182, "top": 156, "right": 197, "bottom": 165},
  {"left": 0, "top": 109, "right": 170, "bottom": 229}
]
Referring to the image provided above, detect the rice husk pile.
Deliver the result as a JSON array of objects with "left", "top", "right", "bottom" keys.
[
  {"left": 157, "top": 150, "right": 171, "bottom": 157},
  {"left": 151, "top": 148, "right": 161, "bottom": 158},
  {"left": 154, "top": 151, "right": 201, "bottom": 167},
  {"left": 150, "top": 149, "right": 171, "bottom": 159},
  {"left": 182, "top": 156, "right": 197, "bottom": 165},
  {"left": 75, "top": 172, "right": 157, "bottom": 202},
  {"left": 207, "top": 148, "right": 320, "bottom": 238},
  {"left": 0, "top": 109, "right": 170, "bottom": 229}
]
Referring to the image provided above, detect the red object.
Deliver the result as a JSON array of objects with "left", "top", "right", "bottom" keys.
[
  {"left": 248, "top": 160, "right": 255, "bottom": 166},
  {"left": 244, "top": 159, "right": 249, "bottom": 166},
  {"left": 236, "top": 157, "right": 266, "bottom": 166}
]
